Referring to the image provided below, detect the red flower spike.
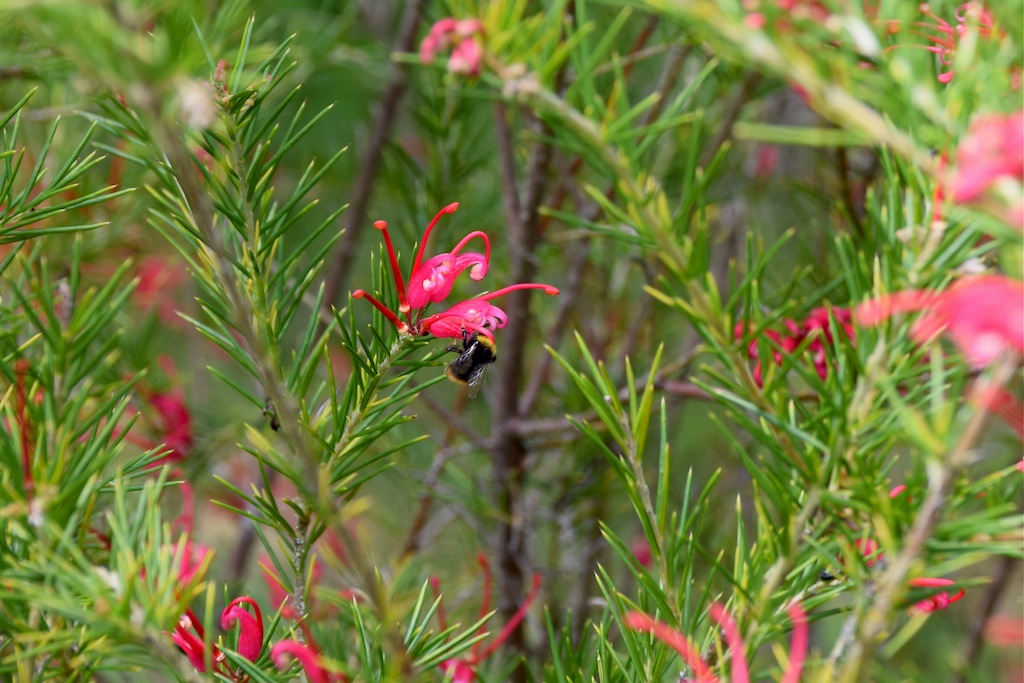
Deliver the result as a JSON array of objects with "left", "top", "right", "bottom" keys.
[
  {"left": 271, "top": 640, "right": 340, "bottom": 683},
  {"left": 356, "top": 204, "right": 558, "bottom": 340},
  {"left": 855, "top": 276, "right": 1024, "bottom": 368},
  {"left": 221, "top": 596, "right": 264, "bottom": 662},
  {"left": 449, "top": 39, "right": 484, "bottom": 76}
]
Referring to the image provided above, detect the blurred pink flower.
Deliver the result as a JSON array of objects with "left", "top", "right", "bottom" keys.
[
  {"left": 133, "top": 256, "right": 188, "bottom": 325},
  {"left": 736, "top": 307, "right": 853, "bottom": 386},
  {"left": 624, "top": 602, "right": 808, "bottom": 683},
  {"left": 354, "top": 203, "right": 558, "bottom": 339},
  {"left": 907, "top": 577, "right": 966, "bottom": 614},
  {"left": 855, "top": 276, "right": 1024, "bottom": 368},
  {"left": 272, "top": 640, "right": 345, "bottom": 683},
  {"left": 950, "top": 111, "right": 1024, "bottom": 203},
  {"left": 420, "top": 18, "right": 485, "bottom": 76},
  {"left": 433, "top": 553, "right": 543, "bottom": 682}
]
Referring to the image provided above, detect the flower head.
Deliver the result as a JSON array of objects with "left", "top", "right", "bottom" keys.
[
  {"left": 354, "top": 203, "right": 558, "bottom": 340},
  {"left": 420, "top": 18, "right": 485, "bottom": 76},
  {"left": 855, "top": 275, "right": 1024, "bottom": 368}
]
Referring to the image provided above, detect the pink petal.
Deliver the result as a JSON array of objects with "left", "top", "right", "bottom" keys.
[{"left": 221, "top": 596, "right": 264, "bottom": 662}]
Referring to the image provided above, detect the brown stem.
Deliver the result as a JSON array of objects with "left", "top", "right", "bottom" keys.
[{"left": 321, "top": 0, "right": 430, "bottom": 311}]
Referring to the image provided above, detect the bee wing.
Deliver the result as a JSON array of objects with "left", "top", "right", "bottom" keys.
[
  {"left": 465, "top": 363, "right": 489, "bottom": 399},
  {"left": 446, "top": 350, "right": 476, "bottom": 378}
]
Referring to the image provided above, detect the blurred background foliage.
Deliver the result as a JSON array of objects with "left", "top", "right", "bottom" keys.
[{"left": 0, "top": 0, "right": 1021, "bottom": 681}]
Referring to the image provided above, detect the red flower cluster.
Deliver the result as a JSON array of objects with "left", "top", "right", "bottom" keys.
[
  {"left": 625, "top": 602, "right": 808, "bottom": 683},
  {"left": 420, "top": 18, "right": 485, "bottom": 76},
  {"left": 354, "top": 202, "right": 558, "bottom": 340},
  {"left": 736, "top": 307, "right": 854, "bottom": 386}
]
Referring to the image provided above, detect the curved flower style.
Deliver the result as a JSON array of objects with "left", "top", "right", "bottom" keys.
[
  {"left": 221, "top": 596, "right": 265, "bottom": 662},
  {"left": 354, "top": 203, "right": 559, "bottom": 339},
  {"left": 885, "top": 3, "right": 996, "bottom": 83},
  {"left": 624, "top": 602, "right": 808, "bottom": 683},
  {"left": 433, "top": 553, "right": 543, "bottom": 682},
  {"left": 855, "top": 275, "right": 1024, "bottom": 368}
]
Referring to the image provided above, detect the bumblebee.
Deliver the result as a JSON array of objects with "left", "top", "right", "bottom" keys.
[{"left": 445, "top": 331, "right": 497, "bottom": 398}]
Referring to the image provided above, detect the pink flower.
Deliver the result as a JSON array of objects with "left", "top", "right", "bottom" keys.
[
  {"left": 174, "top": 537, "right": 211, "bottom": 588},
  {"left": 907, "top": 577, "right": 966, "bottom": 614},
  {"left": 354, "top": 203, "right": 558, "bottom": 339},
  {"left": 135, "top": 356, "right": 193, "bottom": 468},
  {"left": 854, "top": 538, "right": 884, "bottom": 568},
  {"left": 172, "top": 596, "right": 266, "bottom": 674},
  {"left": 172, "top": 608, "right": 222, "bottom": 673},
  {"left": 624, "top": 602, "right": 808, "bottom": 683},
  {"left": 420, "top": 18, "right": 485, "bottom": 76},
  {"left": 855, "top": 276, "right": 1024, "bottom": 368},
  {"left": 736, "top": 307, "right": 853, "bottom": 385},
  {"left": 433, "top": 553, "right": 543, "bottom": 682},
  {"left": 221, "top": 596, "right": 264, "bottom": 662},
  {"left": 949, "top": 111, "right": 1024, "bottom": 219},
  {"left": 271, "top": 640, "right": 344, "bottom": 683}
]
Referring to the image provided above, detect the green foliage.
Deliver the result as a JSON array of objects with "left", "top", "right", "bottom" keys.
[{"left": 0, "top": 0, "right": 1021, "bottom": 681}]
